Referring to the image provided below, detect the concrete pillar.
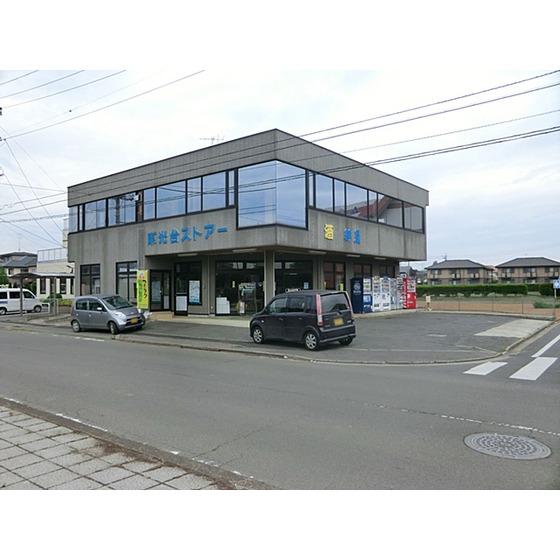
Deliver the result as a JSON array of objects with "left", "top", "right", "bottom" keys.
[{"left": 264, "top": 250, "right": 275, "bottom": 303}]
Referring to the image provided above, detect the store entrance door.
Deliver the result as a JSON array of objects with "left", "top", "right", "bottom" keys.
[{"left": 150, "top": 270, "right": 171, "bottom": 311}]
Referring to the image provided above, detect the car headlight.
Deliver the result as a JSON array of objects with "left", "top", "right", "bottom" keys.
[{"left": 114, "top": 311, "right": 127, "bottom": 320}]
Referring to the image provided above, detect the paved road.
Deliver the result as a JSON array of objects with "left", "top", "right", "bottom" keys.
[{"left": 1, "top": 310, "right": 558, "bottom": 489}]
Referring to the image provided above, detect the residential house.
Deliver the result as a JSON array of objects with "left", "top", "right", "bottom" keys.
[
  {"left": 0, "top": 252, "right": 37, "bottom": 282},
  {"left": 495, "top": 257, "right": 560, "bottom": 284},
  {"left": 426, "top": 259, "right": 495, "bottom": 285}
]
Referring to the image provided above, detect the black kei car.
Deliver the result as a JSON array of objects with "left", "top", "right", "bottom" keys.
[{"left": 249, "top": 290, "right": 356, "bottom": 351}]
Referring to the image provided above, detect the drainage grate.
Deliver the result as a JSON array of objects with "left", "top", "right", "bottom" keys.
[{"left": 464, "top": 433, "right": 551, "bottom": 460}]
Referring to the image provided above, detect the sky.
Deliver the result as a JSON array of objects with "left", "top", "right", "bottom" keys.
[{"left": 1, "top": 4, "right": 559, "bottom": 274}]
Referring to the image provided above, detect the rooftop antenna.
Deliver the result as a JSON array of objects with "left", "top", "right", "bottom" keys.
[{"left": 199, "top": 135, "right": 224, "bottom": 146}]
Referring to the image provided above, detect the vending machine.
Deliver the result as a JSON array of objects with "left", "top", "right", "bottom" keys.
[
  {"left": 380, "top": 277, "right": 392, "bottom": 311},
  {"left": 402, "top": 277, "right": 417, "bottom": 309},
  {"left": 350, "top": 277, "right": 373, "bottom": 313}
]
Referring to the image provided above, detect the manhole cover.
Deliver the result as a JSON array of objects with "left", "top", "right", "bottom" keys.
[{"left": 464, "top": 433, "right": 551, "bottom": 460}]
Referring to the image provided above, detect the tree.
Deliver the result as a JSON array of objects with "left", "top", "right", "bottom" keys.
[{"left": 0, "top": 266, "right": 8, "bottom": 286}]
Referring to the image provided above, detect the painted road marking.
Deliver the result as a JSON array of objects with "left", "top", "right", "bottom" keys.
[
  {"left": 509, "top": 357, "right": 558, "bottom": 381},
  {"left": 532, "top": 333, "right": 560, "bottom": 358},
  {"left": 464, "top": 362, "right": 508, "bottom": 375},
  {"left": 476, "top": 319, "right": 544, "bottom": 338}
]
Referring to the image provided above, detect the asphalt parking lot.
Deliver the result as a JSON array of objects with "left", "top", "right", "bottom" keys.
[{"left": 1, "top": 309, "right": 553, "bottom": 364}]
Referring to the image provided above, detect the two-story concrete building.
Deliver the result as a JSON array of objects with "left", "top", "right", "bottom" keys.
[{"left": 67, "top": 129, "right": 429, "bottom": 315}]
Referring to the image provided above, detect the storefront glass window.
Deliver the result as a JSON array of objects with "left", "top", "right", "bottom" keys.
[
  {"left": 175, "top": 261, "right": 202, "bottom": 305},
  {"left": 276, "top": 162, "right": 306, "bottom": 227},
  {"left": 324, "top": 261, "right": 345, "bottom": 291},
  {"left": 346, "top": 184, "right": 369, "bottom": 220},
  {"left": 353, "top": 263, "right": 372, "bottom": 277},
  {"left": 378, "top": 195, "right": 403, "bottom": 228},
  {"left": 69, "top": 206, "right": 81, "bottom": 232},
  {"left": 109, "top": 193, "right": 136, "bottom": 226},
  {"left": 315, "top": 174, "right": 333, "bottom": 212},
  {"left": 215, "top": 261, "right": 264, "bottom": 315},
  {"left": 144, "top": 188, "right": 155, "bottom": 220},
  {"left": 238, "top": 162, "right": 276, "bottom": 227},
  {"left": 202, "top": 172, "right": 226, "bottom": 211},
  {"left": 157, "top": 181, "right": 186, "bottom": 218},
  {"left": 187, "top": 177, "right": 202, "bottom": 213},
  {"left": 84, "top": 200, "right": 106, "bottom": 230},
  {"left": 274, "top": 261, "right": 313, "bottom": 294},
  {"left": 403, "top": 202, "right": 424, "bottom": 232},
  {"left": 80, "top": 264, "right": 100, "bottom": 295},
  {"left": 334, "top": 180, "right": 345, "bottom": 215},
  {"left": 116, "top": 261, "right": 137, "bottom": 302}
]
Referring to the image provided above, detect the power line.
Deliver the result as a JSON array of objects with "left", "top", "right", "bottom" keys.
[
  {"left": 3, "top": 123, "right": 557, "bottom": 221},
  {"left": 1, "top": 72, "right": 557, "bottom": 218},
  {"left": 2, "top": 70, "right": 84, "bottom": 98},
  {"left": 0, "top": 71, "right": 39, "bottom": 88},
  {"left": 3, "top": 70, "right": 127, "bottom": 109},
  {"left": 343, "top": 109, "right": 560, "bottom": 154},
  {"left": 312, "top": 80, "right": 560, "bottom": 143},
  {"left": 3, "top": 70, "right": 205, "bottom": 140},
  {"left": 302, "top": 70, "right": 560, "bottom": 139},
  {"left": 1, "top": 140, "right": 62, "bottom": 244},
  {"left": 6, "top": 71, "right": 166, "bottom": 137},
  {"left": 364, "top": 126, "right": 560, "bottom": 166}
]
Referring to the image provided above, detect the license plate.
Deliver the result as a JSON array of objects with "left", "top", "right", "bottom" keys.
[
  {"left": 130, "top": 318, "right": 138, "bottom": 324},
  {"left": 333, "top": 317, "right": 343, "bottom": 326}
]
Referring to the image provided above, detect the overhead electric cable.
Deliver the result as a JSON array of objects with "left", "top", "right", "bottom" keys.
[
  {"left": 3, "top": 70, "right": 127, "bottom": 109},
  {"left": 2, "top": 139, "right": 62, "bottom": 243},
  {"left": 2, "top": 123, "right": 557, "bottom": 223},
  {"left": 343, "top": 108, "right": 560, "bottom": 154},
  {"left": 2, "top": 70, "right": 84, "bottom": 98},
  {"left": 0, "top": 71, "right": 39, "bottom": 88},
  {"left": 313, "top": 80, "right": 560, "bottom": 143},
  {"left": 1, "top": 71, "right": 557, "bottom": 219},
  {"left": 4, "top": 70, "right": 205, "bottom": 140},
  {"left": 364, "top": 126, "right": 560, "bottom": 166},
  {"left": 6, "top": 71, "right": 164, "bottom": 137},
  {"left": 302, "top": 70, "right": 560, "bottom": 138}
]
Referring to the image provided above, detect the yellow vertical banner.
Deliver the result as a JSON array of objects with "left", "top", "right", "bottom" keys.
[{"left": 136, "top": 270, "right": 149, "bottom": 309}]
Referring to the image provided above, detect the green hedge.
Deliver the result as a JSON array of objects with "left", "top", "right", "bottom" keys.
[
  {"left": 416, "top": 283, "right": 529, "bottom": 297},
  {"left": 538, "top": 283, "right": 555, "bottom": 297}
]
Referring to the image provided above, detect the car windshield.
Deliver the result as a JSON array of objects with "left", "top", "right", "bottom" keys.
[{"left": 102, "top": 295, "right": 134, "bottom": 309}]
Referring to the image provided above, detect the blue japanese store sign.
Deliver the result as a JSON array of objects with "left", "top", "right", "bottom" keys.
[{"left": 147, "top": 223, "right": 228, "bottom": 246}]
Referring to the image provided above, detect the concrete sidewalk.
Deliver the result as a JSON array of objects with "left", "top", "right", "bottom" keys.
[{"left": 0, "top": 402, "right": 238, "bottom": 490}]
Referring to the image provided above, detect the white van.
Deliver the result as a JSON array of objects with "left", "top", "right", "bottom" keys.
[{"left": 0, "top": 288, "right": 43, "bottom": 315}]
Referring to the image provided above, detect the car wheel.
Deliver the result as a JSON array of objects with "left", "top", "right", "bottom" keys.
[
  {"left": 304, "top": 331, "right": 319, "bottom": 351},
  {"left": 108, "top": 321, "right": 120, "bottom": 335},
  {"left": 339, "top": 337, "right": 353, "bottom": 346},
  {"left": 252, "top": 325, "right": 265, "bottom": 344},
  {"left": 71, "top": 320, "right": 81, "bottom": 333},
  {"left": 136, "top": 324, "right": 143, "bottom": 331},
  {"left": 33, "top": 305, "right": 42, "bottom": 313},
  {"left": 0, "top": 308, "right": 6, "bottom": 315}
]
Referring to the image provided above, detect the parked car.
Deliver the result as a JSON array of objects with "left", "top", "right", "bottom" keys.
[
  {"left": 71, "top": 294, "right": 145, "bottom": 335},
  {"left": 0, "top": 288, "right": 43, "bottom": 315},
  {"left": 249, "top": 290, "right": 356, "bottom": 351}
]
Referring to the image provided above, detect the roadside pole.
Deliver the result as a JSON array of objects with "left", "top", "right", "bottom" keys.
[{"left": 553, "top": 279, "right": 560, "bottom": 320}]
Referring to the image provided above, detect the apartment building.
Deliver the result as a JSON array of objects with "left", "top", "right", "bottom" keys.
[
  {"left": 495, "top": 257, "right": 560, "bottom": 284},
  {"left": 426, "top": 259, "right": 495, "bottom": 285}
]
